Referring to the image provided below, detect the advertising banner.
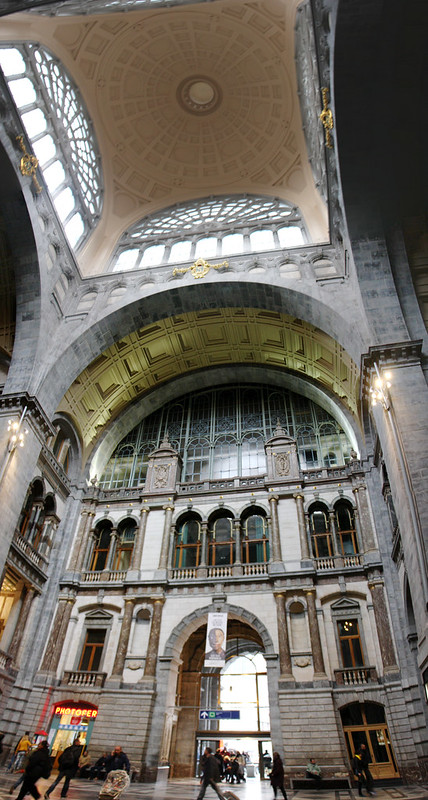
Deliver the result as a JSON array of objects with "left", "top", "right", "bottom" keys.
[{"left": 204, "top": 612, "right": 228, "bottom": 667}]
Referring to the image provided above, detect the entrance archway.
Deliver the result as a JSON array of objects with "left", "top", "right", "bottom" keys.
[{"left": 170, "top": 618, "right": 272, "bottom": 778}]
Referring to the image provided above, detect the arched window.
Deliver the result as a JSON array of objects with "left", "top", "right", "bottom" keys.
[
  {"left": 78, "top": 629, "right": 106, "bottom": 672},
  {"left": 309, "top": 503, "right": 332, "bottom": 558},
  {"left": 18, "top": 479, "right": 45, "bottom": 546},
  {"left": 114, "top": 519, "right": 136, "bottom": 571},
  {"left": 335, "top": 501, "right": 358, "bottom": 555},
  {"left": 109, "top": 195, "right": 306, "bottom": 272},
  {"left": 174, "top": 517, "right": 201, "bottom": 568},
  {"left": 0, "top": 44, "right": 102, "bottom": 249},
  {"left": 208, "top": 515, "right": 235, "bottom": 566},
  {"left": 90, "top": 521, "right": 112, "bottom": 571},
  {"left": 241, "top": 512, "right": 269, "bottom": 564}
]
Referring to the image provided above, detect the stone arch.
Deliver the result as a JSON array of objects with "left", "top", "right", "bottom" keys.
[{"left": 162, "top": 602, "right": 275, "bottom": 661}]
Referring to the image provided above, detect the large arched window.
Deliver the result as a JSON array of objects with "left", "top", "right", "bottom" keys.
[
  {"left": 110, "top": 195, "right": 307, "bottom": 272},
  {"left": 114, "top": 518, "right": 136, "bottom": 571},
  {"left": 208, "top": 514, "right": 235, "bottom": 566},
  {"left": 99, "top": 384, "right": 353, "bottom": 489},
  {"left": 241, "top": 511, "right": 269, "bottom": 564},
  {"left": 0, "top": 44, "right": 102, "bottom": 249},
  {"left": 335, "top": 501, "right": 358, "bottom": 555},
  {"left": 309, "top": 503, "right": 332, "bottom": 558},
  {"left": 90, "top": 521, "right": 112, "bottom": 571},
  {"left": 174, "top": 516, "right": 201, "bottom": 568}
]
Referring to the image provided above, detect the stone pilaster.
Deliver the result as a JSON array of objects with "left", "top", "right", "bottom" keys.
[
  {"left": 352, "top": 485, "right": 377, "bottom": 552},
  {"left": 106, "top": 528, "right": 118, "bottom": 569},
  {"left": 131, "top": 507, "right": 149, "bottom": 570},
  {"left": 274, "top": 592, "right": 293, "bottom": 679},
  {"left": 368, "top": 579, "right": 399, "bottom": 674},
  {"left": 69, "top": 509, "right": 95, "bottom": 572},
  {"left": 294, "top": 493, "right": 310, "bottom": 561},
  {"left": 305, "top": 590, "right": 326, "bottom": 678},
  {"left": 268, "top": 495, "right": 282, "bottom": 563},
  {"left": 158, "top": 505, "right": 174, "bottom": 571},
  {"left": 8, "top": 587, "right": 36, "bottom": 664},
  {"left": 40, "top": 595, "right": 75, "bottom": 673},
  {"left": 144, "top": 598, "right": 165, "bottom": 678},
  {"left": 111, "top": 598, "right": 135, "bottom": 677}
]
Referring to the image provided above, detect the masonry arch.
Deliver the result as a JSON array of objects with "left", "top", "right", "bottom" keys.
[{"left": 151, "top": 604, "right": 278, "bottom": 780}]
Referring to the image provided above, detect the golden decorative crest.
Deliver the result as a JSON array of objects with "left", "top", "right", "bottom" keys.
[
  {"left": 16, "top": 135, "right": 42, "bottom": 193},
  {"left": 173, "top": 257, "right": 228, "bottom": 279},
  {"left": 320, "top": 87, "right": 334, "bottom": 149}
]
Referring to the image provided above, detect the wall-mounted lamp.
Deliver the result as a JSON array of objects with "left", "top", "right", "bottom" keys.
[
  {"left": 369, "top": 364, "right": 392, "bottom": 410},
  {"left": 7, "top": 416, "right": 29, "bottom": 452}
]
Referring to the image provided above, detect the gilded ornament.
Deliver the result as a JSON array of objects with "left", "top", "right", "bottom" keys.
[
  {"left": 173, "top": 257, "right": 228, "bottom": 279},
  {"left": 320, "top": 88, "right": 334, "bottom": 149},
  {"left": 16, "top": 135, "right": 42, "bottom": 193}
]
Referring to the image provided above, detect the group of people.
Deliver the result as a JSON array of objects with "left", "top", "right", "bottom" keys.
[
  {"left": 198, "top": 742, "right": 376, "bottom": 800},
  {"left": 213, "top": 748, "right": 246, "bottom": 784},
  {"left": 6, "top": 736, "right": 130, "bottom": 800}
]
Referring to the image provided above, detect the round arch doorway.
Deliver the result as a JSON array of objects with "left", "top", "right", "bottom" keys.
[{"left": 170, "top": 620, "right": 272, "bottom": 778}]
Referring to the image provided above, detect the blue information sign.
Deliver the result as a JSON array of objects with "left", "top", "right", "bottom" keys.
[{"left": 199, "top": 710, "right": 240, "bottom": 720}]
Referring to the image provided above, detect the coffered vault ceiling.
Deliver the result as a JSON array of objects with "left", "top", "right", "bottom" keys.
[
  {"left": 57, "top": 309, "right": 359, "bottom": 461},
  {"left": 2, "top": 0, "right": 328, "bottom": 275}
]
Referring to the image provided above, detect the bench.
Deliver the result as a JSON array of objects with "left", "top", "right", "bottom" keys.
[{"left": 291, "top": 777, "right": 351, "bottom": 791}]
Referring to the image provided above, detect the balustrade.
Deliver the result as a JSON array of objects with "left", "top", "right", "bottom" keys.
[
  {"left": 334, "top": 666, "right": 377, "bottom": 685},
  {"left": 62, "top": 670, "right": 107, "bottom": 687}
]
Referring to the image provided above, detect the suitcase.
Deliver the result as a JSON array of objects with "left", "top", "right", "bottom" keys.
[
  {"left": 223, "top": 790, "right": 240, "bottom": 800},
  {"left": 99, "top": 770, "right": 130, "bottom": 800}
]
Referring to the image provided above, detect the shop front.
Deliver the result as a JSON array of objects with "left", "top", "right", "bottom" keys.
[{"left": 48, "top": 701, "right": 98, "bottom": 756}]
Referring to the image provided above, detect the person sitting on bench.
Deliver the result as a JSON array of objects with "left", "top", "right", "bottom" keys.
[{"left": 306, "top": 758, "right": 322, "bottom": 787}]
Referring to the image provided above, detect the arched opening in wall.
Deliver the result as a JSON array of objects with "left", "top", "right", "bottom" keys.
[
  {"left": 0, "top": 569, "right": 24, "bottom": 649},
  {"left": 340, "top": 702, "right": 400, "bottom": 780},
  {"left": 171, "top": 619, "right": 270, "bottom": 780}
]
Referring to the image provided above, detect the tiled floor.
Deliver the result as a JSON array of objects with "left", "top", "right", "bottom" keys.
[{"left": 1, "top": 774, "right": 428, "bottom": 800}]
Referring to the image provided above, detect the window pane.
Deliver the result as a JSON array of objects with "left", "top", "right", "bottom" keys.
[
  {"left": 0, "top": 48, "right": 26, "bottom": 76},
  {"left": 250, "top": 229, "right": 275, "bottom": 250},
  {"left": 43, "top": 160, "right": 66, "bottom": 192},
  {"left": 55, "top": 187, "right": 75, "bottom": 221},
  {"left": 222, "top": 233, "right": 244, "bottom": 255},
  {"left": 21, "top": 108, "right": 47, "bottom": 137},
  {"left": 141, "top": 244, "right": 165, "bottom": 266},
  {"left": 278, "top": 226, "right": 304, "bottom": 247},
  {"left": 170, "top": 240, "right": 192, "bottom": 262},
  {"left": 64, "top": 213, "right": 84, "bottom": 247},
  {"left": 8, "top": 77, "right": 36, "bottom": 107},
  {"left": 195, "top": 237, "right": 217, "bottom": 258},
  {"left": 32, "top": 134, "right": 56, "bottom": 164}
]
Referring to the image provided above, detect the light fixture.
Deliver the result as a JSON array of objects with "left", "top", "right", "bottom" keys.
[
  {"left": 7, "top": 417, "right": 29, "bottom": 452},
  {"left": 369, "top": 364, "right": 392, "bottom": 410}
]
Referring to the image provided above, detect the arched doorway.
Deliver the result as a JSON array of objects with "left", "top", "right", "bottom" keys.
[
  {"left": 170, "top": 618, "right": 271, "bottom": 778},
  {"left": 340, "top": 702, "right": 399, "bottom": 780}
]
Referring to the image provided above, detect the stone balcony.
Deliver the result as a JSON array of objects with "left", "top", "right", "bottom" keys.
[
  {"left": 62, "top": 670, "right": 107, "bottom": 688},
  {"left": 169, "top": 562, "right": 269, "bottom": 581},
  {"left": 334, "top": 666, "right": 378, "bottom": 686},
  {"left": 314, "top": 553, "right": 362, "bottom": 571}
]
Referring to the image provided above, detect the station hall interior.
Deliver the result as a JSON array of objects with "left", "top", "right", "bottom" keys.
[{"left": 0, "top": 0, "right": 427, "bottom": 791}]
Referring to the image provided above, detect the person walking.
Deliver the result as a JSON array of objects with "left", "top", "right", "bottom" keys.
[
  {"left": 269, "top": 752, "right": 287, "bottom": 800},
  {"left": 44, "top": 739, "right": 81, "bottom": 799},
  {"left": 197, "top": 747, "right": 225, "bottom": 800},
  {"left": 15, "top": 741, "right": 51, "bottom": 800},
  {"left": 10, "top": 732, "right": 33, "bottom": 772},
  {"left": 353, "top": 744, "right": 375, "bottom": 796}
]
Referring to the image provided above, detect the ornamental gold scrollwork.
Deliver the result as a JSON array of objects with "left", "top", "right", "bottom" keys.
[
  {"left": 16, "top": 135, "right": 42, "bottom": 193},
  {"left": 173, "top": 257, "right": 228, "bottom": 279},
  {"left": 320, "top": 87, "right": 334, "bottom": 149}
]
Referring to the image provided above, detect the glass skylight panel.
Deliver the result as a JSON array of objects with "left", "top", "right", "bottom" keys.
[
  {"left": 55, "top": 187, "right": 75, "bottom": 221},
  {"left": 114, "top": 249, "right": 140, "bottom": 271},
  {"left": 170, "top": 241, "right": 192, "bottom": 262},
  {"left": 64, "top": 213, "right": 84, "bottom": 248},
  {"left": 0, "top": 43, "right": 102, "bottom": 251},
  {"left": 222, "top": 233, "right": 244, "bottom": 255},
  {"left": 141, "top": 245, "right": 165, "bottom": 267},
  {"left": 43, "top": 160, "right": 66, "bottom": 193},
  {"left": 278, "top": 226, "right": 304, "bottom": 247},
  {"left": 194, "top": 237, "right": 217, "bottom": 258},
  {"left": 250, "top": 229, "right": 275, "bottom": 250}
]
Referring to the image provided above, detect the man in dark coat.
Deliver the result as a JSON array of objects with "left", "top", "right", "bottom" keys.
[
  {"left": 352, "top": 744, "right": 375, "bottom": 796},
  {"left": 44, "top": 740, "right": 81, "bottom": 798},
  {"left": 197, "top": 747, "right": 225, "bottom": 800},
  {"left": 269, "top": 752, "right": 287, "bottom": 800},
  {"left": 104, "top": 746, "right": 130, "bottom": 775},
  {"left": 16, "top": 741, "right": 51, "bottom": 800}
]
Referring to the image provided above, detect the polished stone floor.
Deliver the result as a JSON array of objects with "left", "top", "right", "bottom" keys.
[{"left": 1, "top": 773, "right": 427, "bottom": 800}]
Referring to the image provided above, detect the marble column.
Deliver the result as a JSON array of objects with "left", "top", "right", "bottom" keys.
[
  {"left": 305, "top": 590, "right": 326, "bottom": 678},
  {"left": 107, "top": 529, "right": 118, "bottom": 570},
  {"left": 294, "top": 493, "right": 310, "bottom": 560},
  {"left": 8, "top": 586, "right": 36, "bottom": 663},
  {"left": 144, "top": 598, "right": 165, "bottom": 677},
  {"left": 111, "top": 598, "right": 134, "bottom": 677},
  {"left": 353, "top": 486, "right": 377, "bottom": 551},
  {"left": 268, "top": 495, "right": 282, "bottom": 562},
  {"left": 158, "top": 505, "right": 174, "bottom": 570},
  {"left": 274, "top": 592, "right": 293, "bottom": 679},
  {"left": 131, "top": 507, "right": 149, "bottom": 570},
  {"left": 69, "top": 509, "right": 95, "bottom": 572},
  {"left": 40, "top": 596, "right": 75, "bottom": 673},
  {"left": 233, "top": 519, "right": 241, "bottom": 566},
  {"left": 200, "top": 521, "right": 208, "bottom": 568},
  {"left": 368, "top": 580, "right": 399, "bottom": 673}
]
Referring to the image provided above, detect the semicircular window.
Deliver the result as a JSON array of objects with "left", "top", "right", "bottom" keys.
[
  {"left": 110, "top": 195, "right": 307, "bottom": 272},
  {"left": 0, "top": 44, "right": 102, "bottom": 249}
]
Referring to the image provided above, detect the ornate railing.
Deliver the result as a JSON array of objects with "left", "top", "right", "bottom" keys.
[
  {"left": 207, "top": 565, "right": 232, "bottom": 578},
  {"left": 170, "top": 562, "right": 268, "bottom": 580},
  {"left": 0, "top": 649, "right": 14, "bottom": 672},
  {"left": 315, "top": 554, "right": 362, "bottom": 571},
  {"left": 243, "top": 563, "right": 268, "bottom": 576},
  {"left": 81, "top": 570, "right": 127, "bottom": 583},
  {"left": 12, "top": 531, "right": 48, "bottom": 572},
  {"left": 334, "top": 666, "right": 377, "bottom": 686},
  {"left": 62, "top": 670, "right": 107, "bottom": 688}
]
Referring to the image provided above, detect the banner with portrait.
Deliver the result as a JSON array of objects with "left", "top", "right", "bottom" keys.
[{"left": 204, "top": 612, "right": 228, "bottom": 668}]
